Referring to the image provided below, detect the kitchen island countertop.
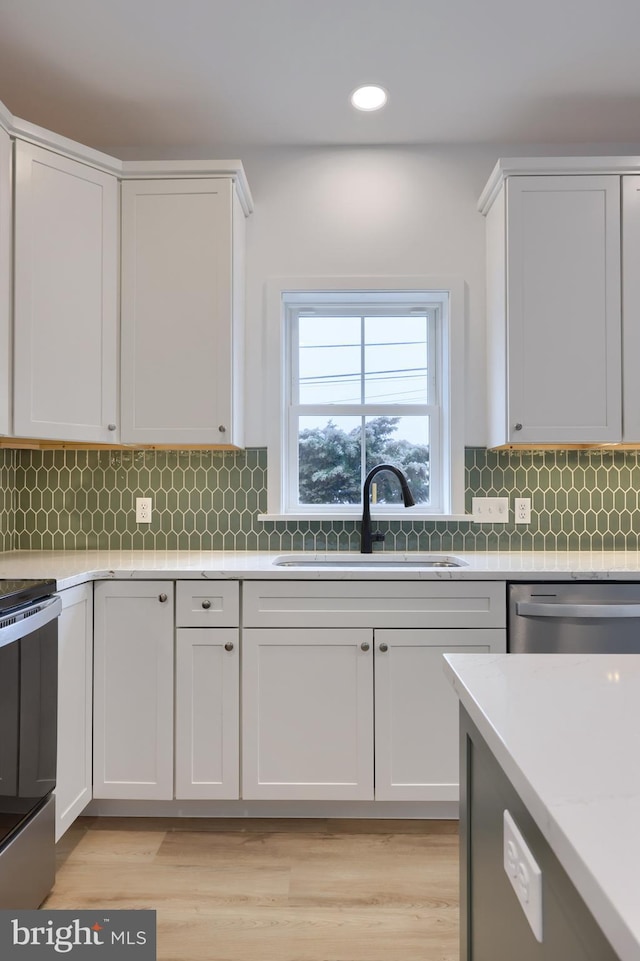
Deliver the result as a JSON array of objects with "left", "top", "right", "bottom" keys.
[
  {"left": 3, "top": 549, "right": 640, "bottom": 590},
  {"left": 444, "top": 652, "right": 640, "bottom": 961}
]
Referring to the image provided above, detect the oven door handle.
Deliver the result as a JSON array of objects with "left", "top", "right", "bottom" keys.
[
  {"left": 0, "top": 594, "right": 62, "bottom": 648},
  {"left": 516, "top": 601, "right": 640, "bottom": 619}
]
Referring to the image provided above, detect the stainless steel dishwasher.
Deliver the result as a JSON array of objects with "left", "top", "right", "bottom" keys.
[{"left": 509, "top": 582, "right": 640, "bottom": 653}]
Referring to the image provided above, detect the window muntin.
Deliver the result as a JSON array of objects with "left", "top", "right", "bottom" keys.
[{"left": 286, "top": 300, "right": 443, "bottom": 513}]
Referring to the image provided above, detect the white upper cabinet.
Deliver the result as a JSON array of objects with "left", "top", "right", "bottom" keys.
[
  {"left": 485, "top": 173, "right": 622, "bottom": 446},
  {"left": 622, "top": 176, "right": 640, "bottom": 441},
  {"left": 0, "top": 128, "right": 10, "bottom": 436},
  {"left": 13, "top": 141, "right": 119, "bottom": 442},
  {"left": 120, "top": 178, "right": 247, "bottom": 446}
]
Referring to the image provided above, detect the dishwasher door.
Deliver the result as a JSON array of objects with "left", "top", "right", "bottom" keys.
[{"left": 508, "top": 583, "right": 640, "bottom": 653}]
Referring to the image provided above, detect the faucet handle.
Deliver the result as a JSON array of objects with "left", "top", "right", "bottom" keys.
[{"left": 373, "top": 530, "right": 385, "bottom": 543}]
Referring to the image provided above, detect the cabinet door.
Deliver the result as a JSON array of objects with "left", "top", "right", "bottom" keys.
[
  {"left": 242, "top": 628, "right": 374, "bottom": 800},
  {"left": 93, "top": 581, "right": 174, "bottom": 800},
  {"left": 0, "top": 128, "right": 10, "bottom": 436},
  {"left": 55, "top": 583, "right": 93, "bottom": 841},
  {"left": 622, "top": 176, "right": 640, "bottom": 440},
  {"left": 120, "top": 179, "right": 243, "bottom": 446},
  {"left": 175, "top": 628, "right": 239, "bottom": 799},
  {"left": 374, "top": 628, "right": 505, "bottom": 801},
  {"left": 13, "top": 141, "right": 118, "bottom": 442},
  {"left": 505, "top": 175, "right": 621, "bottom": 444}
]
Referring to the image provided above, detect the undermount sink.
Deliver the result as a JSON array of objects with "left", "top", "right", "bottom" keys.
[{"left": 272, "top": 553, "right": 467, "bottom": 569}]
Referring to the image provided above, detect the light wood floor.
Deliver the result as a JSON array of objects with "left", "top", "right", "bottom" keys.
[{"left": 45, "top": 818, "right": 459, "bottom": 961}]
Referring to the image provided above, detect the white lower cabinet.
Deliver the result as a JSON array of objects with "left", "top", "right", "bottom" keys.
[
  {"left": 175, "top": 627, "right": 239, "bottom": 799},
  {"left": 373, "top": 628, "right": 504, "bottom": 801},
  {"left": 55, "top": 583, "right": 93, "bottom": 840},
  {"left": 241, "top": 581, "right": 507, "bottom": 803},
  {"left": 93, "top": 581, "right": 174, "bottom": 800},
  {"left": 91, "top": 577, "right": 506, "bottom": 809},
  {"left": 93, "top": 580, "right": 240, "bottom": 802},
  {"left": 241, "top": 628, "right": 374, "bottom": 800}
]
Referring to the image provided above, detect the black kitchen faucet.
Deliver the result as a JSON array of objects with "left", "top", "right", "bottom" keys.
[{"left": 360, "top": 464, "right": 415, "bottom": 553}]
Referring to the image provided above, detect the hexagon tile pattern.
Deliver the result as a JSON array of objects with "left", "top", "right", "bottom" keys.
[
  {"left": 4, "top": 446, "right": 640, "bottom": 552},
  {"left": 0, "top": 449, "right": 15, "bottom": 553}
]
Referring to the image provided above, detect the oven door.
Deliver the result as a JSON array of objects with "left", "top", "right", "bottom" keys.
[{"left": 0, "top": 596, "right": 60, "bottom": 847}]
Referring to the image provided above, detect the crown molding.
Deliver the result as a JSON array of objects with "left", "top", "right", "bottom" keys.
[
  {"left": 120, "top": 160, "right": 253, "bottom": 214},
  {"left": 0, "top": 99, "right": 253, "bottom": 213},
  {"left": 478, "top": 155, "right": 640, "bottom": 214}
]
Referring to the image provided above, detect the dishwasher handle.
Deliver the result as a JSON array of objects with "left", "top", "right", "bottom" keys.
[{"left": 516, "top": 601, "right": 640, "bottom": 619}]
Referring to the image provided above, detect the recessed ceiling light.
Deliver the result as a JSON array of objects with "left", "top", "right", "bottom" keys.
[{"left": 350, "top": 85, "right": 388, "bottom": 112}]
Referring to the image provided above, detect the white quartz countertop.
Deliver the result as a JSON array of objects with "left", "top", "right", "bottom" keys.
[
  {"left": 444, "top": 652, "right": 640, "bottom": 961},
  {"left": 4, "top": 549, "right": 640, "bottom": 590}
]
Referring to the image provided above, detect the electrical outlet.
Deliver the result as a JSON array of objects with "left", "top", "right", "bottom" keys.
[
  {"left": 515, "top": 497, "right": 531, "bottom": 524},
  {"left": 504, "top": 810, "right": 543, "bottom": 942},
  {"left": 471, "top": 496, "right": 509, "bottom": 522},
  {"left": 136, "top": 497, "right": 152, "bottom": 523}
]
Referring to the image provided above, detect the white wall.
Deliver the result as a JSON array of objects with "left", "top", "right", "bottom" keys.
[{"left": 238, "top": 143, "right": 498, "bottom": 447}]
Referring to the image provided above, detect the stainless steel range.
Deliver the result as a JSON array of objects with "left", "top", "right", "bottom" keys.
[{"left": 0, "top": 578, "right": 61, "bottom": 908}]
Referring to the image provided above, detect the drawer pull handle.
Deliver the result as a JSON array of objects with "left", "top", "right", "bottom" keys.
[
  {"left": 360, "top": 641, "right": 370, "bottom": 652},
  {"left": 379, "top": 642, "right": 389, "bottom": 652},
  {"left": 107, "top": 423, "right": 117, "bottom": 431},
  {"left": 202, "top": 600, "right": 211, "bottom": 609},
  {"left": 158, "top": 593, "right": 168, "bottom": 603},
  {"left": 224, "top": 641, "right": 234, "bottom": 652}
]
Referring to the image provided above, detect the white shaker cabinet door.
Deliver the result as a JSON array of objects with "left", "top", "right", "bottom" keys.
[
  {"left": 0, "top": 128, "right": 10, "bottom": 436},
  {"left": 374, "top": 628, "right": 506, "bottom": 801},
  {"left": 55, "top": 583, "right": 93, "bottom": 840},
  {"left": 242, "top": 628, "right": 374, "bottom": 800},
  {"left": 175, "top": 628, "right": 240, "bottom": 800},
  {"left": 13, "top": 141, "right": 118, "bottom": 442},
  {"left": 487, "top": 175, "right": 621, "bottom": 446},
  {"left": 93, "top": 581, "right": 174, "bottom": 800},
  {"left": 120, "top": 178, "right": 245, "bottom": 446},
  {"left": 622, "top": 176, "right": 640, "bottom": 441}
]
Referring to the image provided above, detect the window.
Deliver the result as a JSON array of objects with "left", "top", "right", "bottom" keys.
[{"left": 264, "top": 277, "right": 465, "bottom": 519}]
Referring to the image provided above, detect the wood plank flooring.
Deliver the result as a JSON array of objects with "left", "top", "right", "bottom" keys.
[{"left": 45, "top": 818, "right": 459, "bottom": 961}]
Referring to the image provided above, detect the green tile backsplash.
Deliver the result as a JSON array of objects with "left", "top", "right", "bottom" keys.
[
  {"left": 2, "top": 446, "right": 640, "bottom": 552},
  {"left": 0, "top": 448, "right": 15, "bottom": 553}
]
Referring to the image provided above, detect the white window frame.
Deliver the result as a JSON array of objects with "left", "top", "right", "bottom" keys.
[{"left": 262, "top": 276, "right": 466, "bottom": 521}]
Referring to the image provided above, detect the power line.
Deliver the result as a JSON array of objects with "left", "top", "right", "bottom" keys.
[
  {"left": 300, "top": 339, "right": 426, "bottom": 349},
  {"left": 298, "top": 367, "right": 427, "bottom": 384}
]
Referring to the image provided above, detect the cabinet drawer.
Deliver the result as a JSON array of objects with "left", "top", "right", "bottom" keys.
[
  {"left": 243, "top": 581, "right": 506, "bottom": 629},
  {"left": 175, "top": 581, "right": 239, "bottom": 627}
]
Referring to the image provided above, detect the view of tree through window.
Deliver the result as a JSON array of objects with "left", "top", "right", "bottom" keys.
[
  {"left": 299, "top": 416, "right": 430, "bottom": 504},
  {"left": 291, "top": 312, "right": 435, "bottom": 507}
]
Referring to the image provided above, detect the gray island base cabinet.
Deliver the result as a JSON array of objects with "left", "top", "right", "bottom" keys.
[{"left": 460, "top": 708, "right": 619, "bottom": 960}]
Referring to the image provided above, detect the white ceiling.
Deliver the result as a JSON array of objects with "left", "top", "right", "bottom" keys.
[{"left": 1, "top": 0, "right": 640, "bottom": 154}]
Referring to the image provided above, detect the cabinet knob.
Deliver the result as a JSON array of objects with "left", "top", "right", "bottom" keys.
[
  {"left": 158, "top": 593, "right": 168, "bottom": 603},
  {"left": 379, "top": 642, "right": 389, "bottom": 653},
  {"left": 360, "top": 641, "right": 370, "bottom": 652},
  {"left": 201, "top": 599, "right": 211, "bottom": 609},
  {"left": 218, "top": 424, "right": 226, "bottom": 433},
  {"left": 224, "top": 641, "right": 234, "bottom": 652},
  {"left": 107, "top": 423, "right": 117, "bottom": 431},
  {"left": 514, "top": 423, "right": 523, "bottom": 431}
]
